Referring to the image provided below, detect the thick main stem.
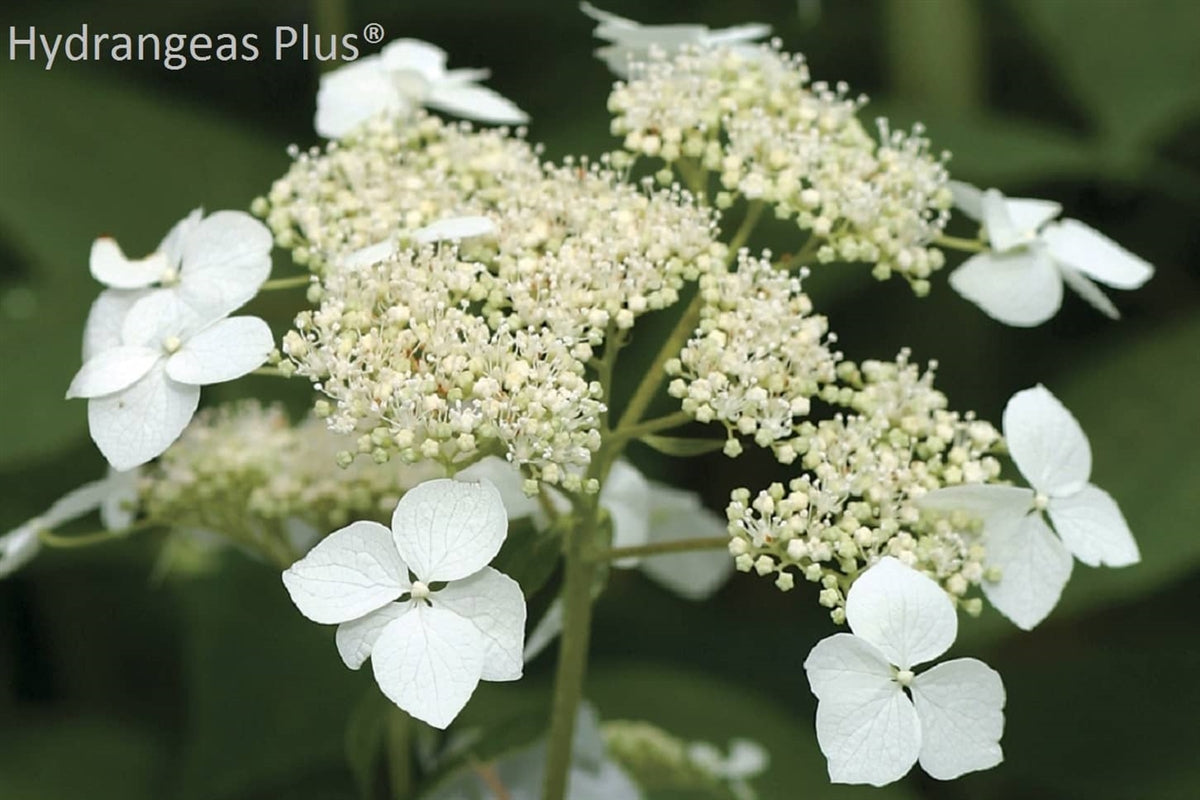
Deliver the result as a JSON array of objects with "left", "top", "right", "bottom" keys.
[
  {"left": 540, "top": 504, "right": 601, "bottom": 800},
  {"left": 386, "top": 706, "right": 412, "bottom": 800}
]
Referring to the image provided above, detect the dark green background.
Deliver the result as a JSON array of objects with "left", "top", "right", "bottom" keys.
[{"left": 1, "top": 1, "right": 1197, "bottom": 798}]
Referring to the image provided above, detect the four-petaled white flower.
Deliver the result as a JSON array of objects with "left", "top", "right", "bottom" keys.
[
  {"left": 1, "top": 468, "right": 139, "bottom": 579},
  {"left": 918, "top": 385, "right": 1139, "bottom": 630},
  {"left": 804, "top": 557, "right": 1005, "bottom": 786},
  {"left": 948, "top": 182, "right": 1154, "bottom": 326},
  {"left": 282, "top": 478, "right": 526, "bottom": 729},
  {"left": 70, "top": 210, "right": 276, "bottom": 471},
  {"left": 581, "top": 3, "right": 771, "bottom": 77},
  {"left": 315, "top": 39, "right": 528, "bottom": 138}
]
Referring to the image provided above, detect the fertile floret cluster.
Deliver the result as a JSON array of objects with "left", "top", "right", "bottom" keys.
[
  {"left": 141, "top": 402, "right": 442, "bottom": 554},
  {"left": 726, "top": 353, "right": 1002, "bottom": 620},
  {"left": 608, "top": 45, "right": 952, "bottom": 287},
  {"left": 666, "top": 254, "right": 839, "bottom": 459}
]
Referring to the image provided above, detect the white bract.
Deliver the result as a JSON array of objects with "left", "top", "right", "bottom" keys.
[
  {"left": 948, "top": 182, "right": 1153, "bottom": 326},
  {"left": 339, "top": 215, "right": 498, "bottom": 270},
  {"left": 88, "top": 209, "right": 273, "bottom": 322},
  {"left": 282, "top": 478, "right": 526, "bottom": 729},
  {"left": 0, "top": 469, "right": 139, "bottom": 578},
  {"left": 804, "top": 557, "right": 1005, "bottom": 786},
  {"left": 67, "top": 291, "right": 274, "bottom": 471},
  {"left": 688, "top": 738, "right": 768, "bottom": 800},
  {"left": 315, "top": 39, "right": 528, "bottom": 138},
  {"left": 918, "top": 385, "right": 1139, "bottom": 630},
  {"left": 580, "top": 3, "right": 770, "bottom": 77}
]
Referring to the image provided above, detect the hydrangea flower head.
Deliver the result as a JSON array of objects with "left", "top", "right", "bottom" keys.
[
  {"left": 315, "top": 38, "right": 528, "bottom": 138},
  {"left": 918, "top": 385, "right": 1139, "bottom": 629},
  {"left": 948, "top": 182, "right": 1154, "bottom": 326},
  {"left": 282, "top": 477, "right": 526, "bottom": 728},
  {"left": 804, "top": 557, "right": 1005, "bottom": 786}
]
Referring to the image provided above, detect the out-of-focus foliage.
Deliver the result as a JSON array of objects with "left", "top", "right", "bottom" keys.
[{"left": 1, "top": 1, "right": 1197, "bottom": 799}]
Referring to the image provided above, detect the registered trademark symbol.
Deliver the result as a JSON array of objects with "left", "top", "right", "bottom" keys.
[{"left": 363, "top": 23, "right": 385, "bottom": 44}]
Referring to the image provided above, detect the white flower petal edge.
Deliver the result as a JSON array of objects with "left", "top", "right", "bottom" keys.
[
  {"left": 1003, "top": 384, "right": 1091, "bottom": 497},
  {"left": 804, "top": 557, "right": 1005, "bottom": 785},
  {"left": 87, "top": 364, "right": 201, "bottom": 471},
  {"left": 0, "top": 470, "right": 140, "bottom": 578},
  {"left": 89, "top": 238, "right": 170, "bottom": 289},
  {"left": 434, "top": 567, "right": 526, "bottom": 681},
  {"left": 282, "top": 520, "right": 409, "bottom": 624},
  {"left": 947, "top": 248, "right": 1062, "bottom": 327},
  {"left": 390, "top": 478, "right": 508, "bottom": 582},
  {"left": 336, "top": 603, "right": 409, "bottom": 670},
  {"left": 371, "top": 604, "right": 486, "bottom": 729},
  {"left": 639, "top": 481, "right": 733, "bottom": 600}
]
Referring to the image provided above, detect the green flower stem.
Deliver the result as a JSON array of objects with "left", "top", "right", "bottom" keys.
[
  {"left": 260, "top": 275, "right": 312, "bottom": 291},
  {"left": 251, "top": 366, "right": 294, "bottom": 378},
  {"left": 310, "top": 0, "right": 349, "bottom": 74},
  {"left": 386, "top": 706, "right": 413, "bottom": 800},
  {"left": 37, "top": 521, "right": 155, "bottom": 549},
  {"left": 540, "top": 497, "right": 604, "bottom": 800},
  {"left": 726, "top": 200, "right": 765, "bottom": 255},
  {"left": 597, "top": 535, "right": 729, "bottom": 562},
  {"left": 609, "top": 410, "right": 692, "bottom": 445},
  {"left": 934, "top": 233, "right": 985, "bottom": 253}
]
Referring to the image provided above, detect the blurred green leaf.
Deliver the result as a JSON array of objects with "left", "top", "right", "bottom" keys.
[
  {"left": 345, "top": 687, "right": 388, "bottom": 800},
  {"left": 0, "top": 715, "right": 166, "bottom": 800},
  {"left": 0, "top": 64, "right": 285, "bottom": 469},
  {"left": 1012, "top": 0, "right": 1200, "bottom": 151},
  {"left": 640, "top": 435, "right": 727, "bottom": 458},
  {"left": 490, "top": 517, "right": 561, "bottom": 599}
]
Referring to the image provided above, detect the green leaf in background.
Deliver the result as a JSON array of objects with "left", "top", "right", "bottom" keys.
[
  {"left": 490, "top": 517, "right": 561, "bottom": 600},
  {"left": 1012, "top": 0, "right": 1200, "bottom": 152},
  {"left": 639, "top": 435, "right": 727, "bottom": 458},
  {"left": 0, "top": 64, "right": 285, "bottom": 469},
  {"left": 345, "top": 687, "right": 389, "bottom": 800}
]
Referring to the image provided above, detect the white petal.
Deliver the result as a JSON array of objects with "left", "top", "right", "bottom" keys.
[
  {"left": 948, "top": 249, "right": 1063, "bottom": 327},
  {"left": 0, "top": 522, "right": 41, "bottom": 578},
  {"left": 454, "top": 456, "right": 540, "bottom": 520},
  {"left": 158, "top": 208, "right": 204, "bottom": 266},
  {"left": 66, "top": 346, "right": 160, "bottom": 399},
  {"left": 916, "top": 484, "right": 1034, "bottom": 533},
  {"left": 815, "top": 685, "right": 920, "bottom": 786},
  {"left": 282, "top": 520, "right": 409, "bottom": 625},
  {"left": 336, "top": 603, "right": 410, "bottom": 670},
  {"left": 980, "top": 513, "right": 1073, "bottom": 630},
  {"left": 580, "top": 2, "right": 632, "bottom": 27},
  {"left": 1003, "top": 198, "right": 1061, "bottom": 240},
  {"left": 804, "top": 633, "right": 896, "bottom": 701},
  {"left": 413, "top": 216, "right": 496, "bottom": 244},
  {"left": 89, "top": 238, "right": 168, "bottom": 289},
  {"left": 120, "top": 291, "right": 196, "bottom": 348},
  {"left": 381, "top": 39, "right": 448, "bottom": 79},
  {"left": 43, "top": 479, "right": 110, "bottom": 527},
  {"left": 100, "top": 468, "right": 140, "bottom": 530},
  {"left": 522, "top": 597, "right": 563, "bottom": 664},
  {"left": 371, "top": 604, "right": 485, "bottom": 729},
  {"left": 434, "top": 566, "right": 526, "bottom": 681},
  {"left": 601, "top": 460, "right": 652, "bottom": 566},
  {"left": 315, "top": 56, "right": 403, "bottom": 138},
  {"left": 911, "top": 658, "right": 1005, "bottom": 780},
  {"left": 845, "top": 557, "right": 957, "bottom": 670},
  {"left": 1003, "top": 385, "right": 1091, "bottom": 497},
  {"left": 1042, "top": 218, "right": 1154, "bottom": 289},
  {"left": 340, "top": 239, "right": 397, "bottom": 270},
  {"left": 949, "top": 181, "right": 984, "bottom": 221},
  {"left": 1058, "top": 264, "right": 1121, "bottom": 319},
  {"left": 701, "top": 23, "right": 772, "bottom": 46},
  {"left": 390, "top": 478, "right": 508, "bottom": 582},
  {"left": 82, "top": 289, "right": 146, "bottom": 361},
  {"left": 1049, "top": 485, "right": 1139, "bottom": 567},
  {"left": 87, "top": 364, "right": 199, "bottom": 470},
  {"left": 178, "top": 211, "right": 273, "bottom": 316},
  {"left": 426, "top": 83, "right": 529, "bottom": 125},
  {"left": 166, "top": 316, "right": 273, "bottom": 385},
  {"left": 640, "top": 482, "right": 732, "bottom": 600}
]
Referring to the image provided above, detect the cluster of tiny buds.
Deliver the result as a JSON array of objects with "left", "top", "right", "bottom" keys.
[
  {"left": 722, "top": 352, "right": 1001, "bottom": 621},
  {"left": 608, "top": 43, "right": 952, "bottom": 289},
  {"left": 666, "top": 252, "right": 840, "bottom": 460}
]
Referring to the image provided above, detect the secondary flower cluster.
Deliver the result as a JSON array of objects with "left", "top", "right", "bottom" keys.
[
  {"left": 726, "top": 353, "right": 1002, "bottom": 619},
  {"left": 608, "top": 44, "right": 952, "bottom": 287},
  {"left": 666, "top": 255, "right": 840, "bottom": 459}
]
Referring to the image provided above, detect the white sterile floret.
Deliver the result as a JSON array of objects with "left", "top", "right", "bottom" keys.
[
  {"left": 0, "top": 469, "right": 139, "bottom": 578},
  {"left": 803, "top": 557, "right": 1005, "bottom": 786},
  {"left": 88, "top": 209, "right": 273, "bottom": 322},
  {"left": 918, "top": 385, "right": 1139, "bottom": 630},
  {"left": 67, "top": 290, "right": 274, "bottom": 471},
  {"left": 315, "top": 38, "right": 527, "bottom": 138},
  {"left": 948, "top": 182, "right": 1154, "bottom": 326},
  {"left": 688, "top": 738, "right": 768, "bottom": 800},
  {"left": 580, "top": 2, "right": 770, "bottom": 77},
  {"left": 282, "top": 478, "right": 526, "bottom": 729}
]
